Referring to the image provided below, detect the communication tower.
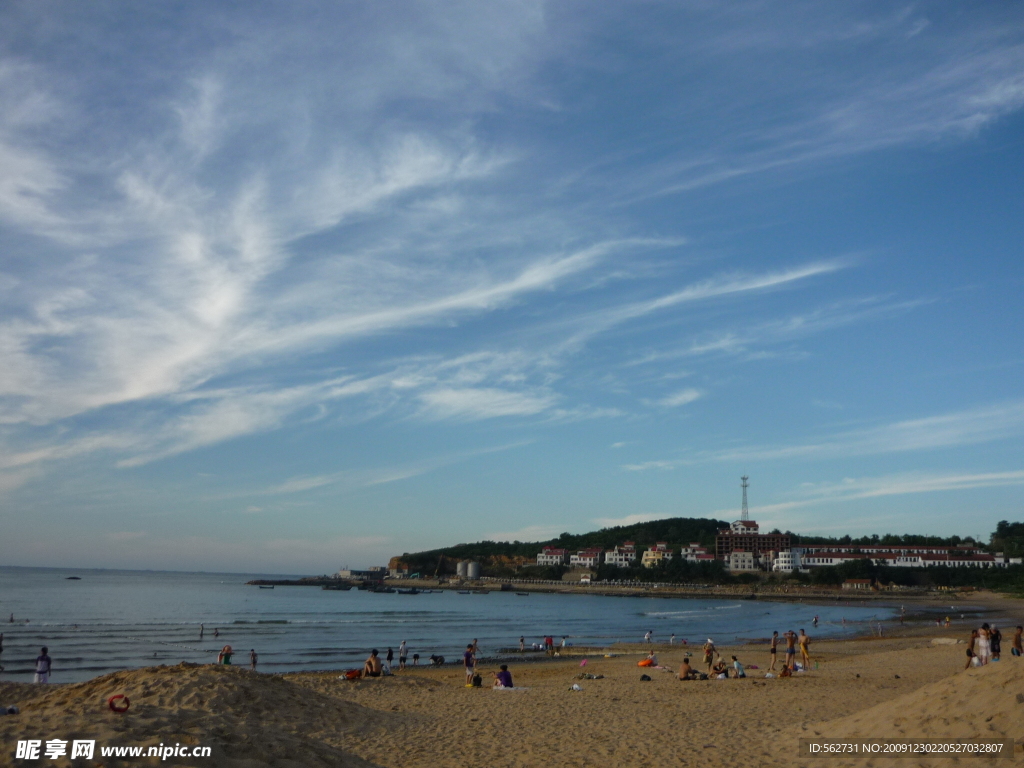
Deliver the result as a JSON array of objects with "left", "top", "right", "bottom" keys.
[{"left": 740, "top": 476, "right": 749, "bottom": 521}]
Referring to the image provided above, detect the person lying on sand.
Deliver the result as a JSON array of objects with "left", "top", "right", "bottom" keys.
[
  {"left": 493, "top": 664, "right": 513, "bottom": 688},
  {"left": 363, "top": 649, "right": 383, "bottom": 678}
]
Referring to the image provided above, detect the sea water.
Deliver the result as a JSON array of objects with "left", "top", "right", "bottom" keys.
[{"left": 0, "top": 566, "right": 897, "bottom": 682}]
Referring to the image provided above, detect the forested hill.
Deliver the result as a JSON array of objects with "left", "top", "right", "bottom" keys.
[{"left": 395, "top": 516, "right": 729, "bottom": 574}]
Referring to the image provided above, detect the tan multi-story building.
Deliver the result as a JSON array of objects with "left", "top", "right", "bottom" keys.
[{"left": 715, "top": 520, "right": 791, "bottom": 563}]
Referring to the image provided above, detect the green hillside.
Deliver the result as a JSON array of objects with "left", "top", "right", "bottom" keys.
[{"left": 396, "top": 516, "right": 729, "bottom": 575}]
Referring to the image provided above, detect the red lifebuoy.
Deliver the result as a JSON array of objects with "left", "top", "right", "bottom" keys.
[{"left": 108, "top": 694, "right": 130, "bottom": 713}]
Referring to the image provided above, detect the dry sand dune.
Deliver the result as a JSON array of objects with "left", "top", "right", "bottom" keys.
[
  {"left": 0, "top": 663, "right": 384, "bottom": 768},
  {"left": 795, "top": 655, "right": 1024, "bottom": 766}
]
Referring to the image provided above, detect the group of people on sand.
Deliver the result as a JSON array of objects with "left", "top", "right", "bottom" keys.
[
  {"left": 768, "top": 629, "right": 811, "bottom": 673},
  {"left": 359, "top": 640, "right": 424, "bottom": 677},
  {"left": 965, "top": 623, "right": 1023, "bottom": 669}
]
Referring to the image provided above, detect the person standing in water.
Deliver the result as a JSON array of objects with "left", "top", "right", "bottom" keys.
[
  {"left": 519, "top": 636, "right": 525, "bottom": 652},
  {"left": 399, "top": 640, "right": 408, "bottom": 670},
  {"left": 200, "top": 624, "right": 204, "bottom": 639},
  {"left": 34, "top": 647, "right": 52, "bottom": 683},
  {"left": 249, "top": 649, "right": 258, "bottom": 671}
]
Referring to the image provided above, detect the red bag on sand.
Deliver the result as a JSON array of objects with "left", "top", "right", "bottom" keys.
[{"left": 345, "top": 669, "right": 361, "bottom": 680}]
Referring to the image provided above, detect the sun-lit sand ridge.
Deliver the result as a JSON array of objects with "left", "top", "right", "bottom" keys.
[{"left": 3, "top": 623, "right": 1023, "bottom": 768}]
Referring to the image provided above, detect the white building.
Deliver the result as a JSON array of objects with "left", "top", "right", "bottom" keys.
[
  {"left": 536, "top": 547, "right": 569, "bottom": 566},
  {"left": 771, "top": 550, "right": 802, "bottom": 573},
  {"left": 727, "top": 550, "right": 757, "bottom": 571},
  {"left": 569, "top": 549, "right": 604, "bottom": 568},
  {"left": 605, "top": 541, "right": 637, "bottom": 567},
  {"left": 678, "top": 542, "right": 710, "bottom": 562}
]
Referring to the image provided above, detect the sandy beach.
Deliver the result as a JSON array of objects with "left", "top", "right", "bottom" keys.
[{"left": 2, "top": 601, "right": 1022, "bottom": 768}]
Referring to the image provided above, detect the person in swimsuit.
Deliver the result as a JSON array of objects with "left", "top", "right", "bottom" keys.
[
  {"left": 34, "top": 647, "right": 52, "bottom": 683},
  {"left": 678, "top": 658, "right": 697, "bottom": 680},
  {"left": 217, "top": 645, "right": 233, "bottom": 665},
  {"left": 769, "top": 631, "right": 779, "bottom": 671},
  {"left": 386, "top": 647, "right": 394, "bottom": 672},
  {"left": 249, "top": 649, "right": 257, "bottom": 671},
  {"left": 1012, "top": 626, "right": 1023, "bottom": 657},
  {"left": 363, "top": 649, "right": 382, "bottom": 677},
  {"left": 799, "top": 629, "right": 811, "bottom": 669},
  {"left": 784, "top": 630, "right": 797, "bottom": 670},
  {"left": 399, "top": 641, "right": 408, "bottom": 670}
]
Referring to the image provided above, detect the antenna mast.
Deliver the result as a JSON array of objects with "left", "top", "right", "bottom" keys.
[{"left": 740, "top": 476, "right": 749, "bottom": 521}]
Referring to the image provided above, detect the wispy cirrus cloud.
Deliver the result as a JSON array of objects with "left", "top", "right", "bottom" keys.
[{"left": 623, "top": 400, "right": 1024, "bottom": 470}]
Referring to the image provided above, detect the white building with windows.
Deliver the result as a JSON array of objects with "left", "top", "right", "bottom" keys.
[
  {"left": 569, "top": 548, "right": 604, "bottom": 568},
  {"left": 771, "top": 550, "right": 802, "bottom": 573},
  {"left": 536, "top": 547, "right": 569, "bottom": 566},
  {"left": 605, "top": 542, "right": 637, "bottom": 567},
  {"left": 727, "top": 550, "right": 757, "bottom": 571}
]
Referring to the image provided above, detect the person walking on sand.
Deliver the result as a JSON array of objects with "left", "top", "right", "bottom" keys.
[
  {"left": 768, "top": 631, "right": 779, "bottom": 671},
  {"left": 976, "top": 624, "right": 991, "bottom": 665},
  {"left": 249, "top": 649, "right": 257, "bottom": 671},
  {"left": 464, "top": 644, "right": 476, "bottom": 685},
  {"left": 1011, "top": 626, "right": 1022, "bottom": 657},
  {"left": 799, "top": 629, "right": 811, "bottom": 669},
  {"left": 34, "top": 647, "right": 52, "bottom": 683},
  {"left": 519, "top": 636, "right": 525, "bottom": 652},
  {"left": 386, "top": 647, "right": 394, "bottom": 671},
  {"left": 702, "top": 639, "right": 716, "bottom": 673},
  {"left": 399, "top": 640, "right": 408, "bottom": 670},
  {"left": 783, "top": 630, "right": 797, "bottom": 670},
  {"left": 670, "top": 633, "right": 676, "bottom": 645}
]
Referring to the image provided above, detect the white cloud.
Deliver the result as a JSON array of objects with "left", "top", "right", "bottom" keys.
[
  {"left": 658, "top": 388, "right": 702, "bottom": 407},
  {"left": 418, "top": 387, "right": 557, "bottom": 421}
]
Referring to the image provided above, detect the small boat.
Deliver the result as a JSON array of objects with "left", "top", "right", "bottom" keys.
[
  {"left": 258, "top": 585, "right": 274, "bottom": 589},
  {"left": 396, "top": 588, "right": 421, "bottom": 595},
  {"left": 516, "top": 592, "right": 530, "bottom": 596},
  {"left": 65, "top": 576, "right": 82, "bottom": 580},
  {"left": 457, "top": 590, "right": 472, "bottom": 595}
]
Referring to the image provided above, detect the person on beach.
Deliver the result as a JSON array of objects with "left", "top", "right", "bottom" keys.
[
  {"left": 1011, "top": 626, "right": 1023, "bottom": 657},
  {"left": 472, "top": 638, "right": 480, "bottom": 655},
  {"left": 413, "top": 653, "right": 420, "bottom": 665},
  {"left": 200, "top": 624, "right": 204, "bottom": 639},
  {"left": 768, "top": 631, "right": 779, "bottom": 671},
  {"left": 363, "top": 649, "right": 382, "bottom": 677},
  {"left": 217, "top": 645, "right": 233, "bottom": 665},
  {"left": 519, "top": 636, "right": 525, "bottom": 652},
  {"left": 712, "top": 659, "right": 728, "bottom": 679},
  {"left": 813, "top": 615, "right": 819, "bottom": 628},
  {"left": 702, "top": 639, "right": 716, "bottom": 673},
  {"left": 399, "top": 641, "right": 408, "bottom": 670},
  {"left": 783, "top": 630, "right": 797, "bottom": 670},
  {"left": 965, "top": 629, "right": 979, "bottom": 670},
  {"left": 670, "top": 633, "right": 676, "bottom": 645},
  {"left": 429, "top": 654, "right": 443, "bottom": 666},
  {"left": 976, "top": 624, "right": 991, "bottom": 665},
  {"left": 644, "top": 630, "right": 652, "bottom": 644},
  {"left": 731, "top": 656, "right": 746, "bottom": 678},
  {"left": 990, "top": 626, "right": 1001, "bottom": 661},
  {"left": 678, "top": 658, "right": 697, "bottom": 680},
  {"left": 34, "top": 647, "right": 52, "bottom": 683},
  {"left": 213, "top": 628, "right": 219, "bottom": 638},
  {"left": 386, "top": 647, "right": 394, "bottom": 671},
  {"left": 464, "top": 644, "right": 476, "bottom": 685},
  {"left": 561, "top": 636, "right": 568, "bottom": 648},
  {"left": 493, "top": 664, "right": 513, "bottom": 689},
  {"left": 799, "top": 629, "right": 811, "bottom": 669},
  {"left": 249, "top": 649, "right": 257, "bottom": 671}
]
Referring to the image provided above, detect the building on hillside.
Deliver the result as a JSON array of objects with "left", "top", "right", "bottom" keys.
[
  {"left": 798, "top": 549, "right": 1010, "bottom": 569},
  {"left": 641, "top": 543, "right": 674, "bottom": 568},
  {"left": 678, "top": 543, "right": 710, "bottom": 562},
  {"left": 715, "top": 520, "right": 791, "bottom": 564},
  {"left": 604, "top": 542, "right": 637, "bottom": 568},
  {"left": 536, "top": 547, "right": 569, "bottom": 566},
  {"left": 770, "top": 550, "right": 802, "bottom": 573},
  {"left": 727, "top": 550, "right": 757, "bottom": 571},
  {"left": 569, "top": 548, "right": 604, "bottom": 568}
]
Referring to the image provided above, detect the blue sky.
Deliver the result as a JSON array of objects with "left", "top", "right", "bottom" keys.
[{"left": 1, "top": 2, "right": 1023, "bottom": 573}]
